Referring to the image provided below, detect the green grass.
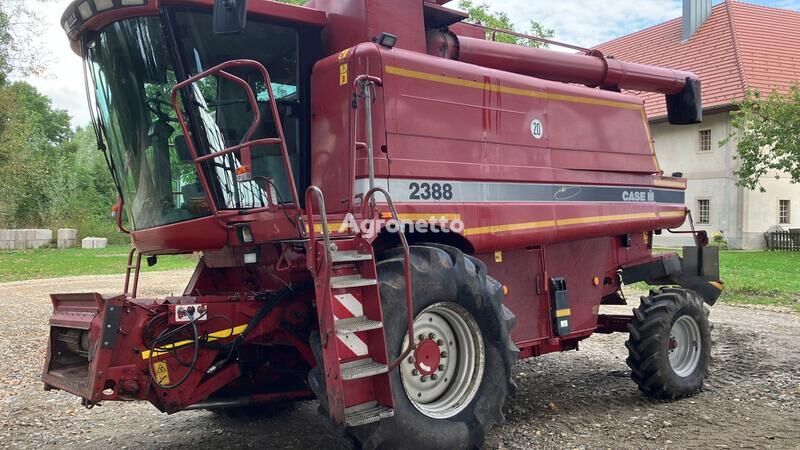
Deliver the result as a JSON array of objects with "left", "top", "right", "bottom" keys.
[
  {"left": 717, "top": 251, "right": 800, "bottom": 312},
  {"left": 0, "top": 245, "right": 197, "bottom": 283},
  {"left": 646, "top": 249, "right": 800, "bottom": 313}
]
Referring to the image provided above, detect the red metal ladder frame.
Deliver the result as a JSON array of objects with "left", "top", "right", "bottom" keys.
[
  {"left": 305, "top": 186, "right": 415, "bottom": 427},
  {"left": 170, "top": 59, "right": 302, "bottom": 229}
]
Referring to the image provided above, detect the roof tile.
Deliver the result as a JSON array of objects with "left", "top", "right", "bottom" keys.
[{"left": 594, "top": 0, "right": 800, "bottom": 119}]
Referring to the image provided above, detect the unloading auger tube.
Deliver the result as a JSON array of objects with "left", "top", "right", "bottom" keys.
[{"left": 426, "top": 30, "right": 703, "bottom": 124}]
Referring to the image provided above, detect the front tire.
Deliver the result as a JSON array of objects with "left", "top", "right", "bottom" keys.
[
  {"left": 311, "top": 244, "right": 518, "bottom": 449},
  {"left": 626, "top": 288, "right": 711, "bottom": 399},
  {"left": 364, "top": 245, "right": 517, "bottom": 449}
]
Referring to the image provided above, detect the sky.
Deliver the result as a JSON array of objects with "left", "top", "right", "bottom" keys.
[{"left": 15, "top": 0, "right": 800, "bottom": 128}]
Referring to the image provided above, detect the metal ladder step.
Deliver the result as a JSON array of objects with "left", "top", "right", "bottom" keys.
[
  {"left": 345, "top": 401, "right": 394, "bottom": 427},
  {"left": 341, "top": 358, "right": 389, "bottom": 381},
  {"left": 332, "top": 250, "right": 373, "bottom": 263},
  {"left": 335, "top": 316, "right": 384, "bottom": 334},
  {"left": 331, "top": 274, "right": 377, "bottom": 289}
]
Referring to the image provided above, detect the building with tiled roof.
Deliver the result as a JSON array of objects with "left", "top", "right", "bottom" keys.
[{"left": 594, "top": 0, "right": 800, "bottom": 249}]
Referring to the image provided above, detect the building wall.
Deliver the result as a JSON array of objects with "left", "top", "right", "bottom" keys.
[
  {"left": 741, "top": 177, "right": 800, "bottom": 248},
  {"left": 649, "top": 111, "right": 800, "bottom": 249}
]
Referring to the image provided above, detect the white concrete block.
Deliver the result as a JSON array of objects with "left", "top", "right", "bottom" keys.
[
  {"left": 58, "top": 229, "right": 77, "bottom": 240},
  {"left": 82, "top": 237, "right": 108, "bottom": 249},
  {"left": 57, "top": 228, "right": 78, "bottom": 249},
  {"left": 0, "top": 230, "right": 11, "bottom": 241},
  {"left": 35, "top": 229, "right": 52, "bottom": 241},
  {"left": 0, "top": 241, "right": 11, "bottom": 251},
  {"left": 82, "top": 237, "right": 95, "bottom": 249},
  {"left": 58, "top": 239, "right": 76, "bottom": 249},
  {"left": 30, "top": 239, "right": 49, "bottom": 249}
]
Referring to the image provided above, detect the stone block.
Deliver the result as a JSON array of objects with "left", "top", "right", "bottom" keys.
[
  {"left": 82, "top": 237, "right": 108, "bottom": 249},
  {"left": 58, "top": 229, "right": 77, "bottom": 240},
  {"left": 58, "top": 229, "right": 78, "bottom": 249},
  {"left": 30, "top": 239, "right": 49, "bottom": 249},
  {"left": 35, "top": 229, "right": 52, "bottom": 241}
]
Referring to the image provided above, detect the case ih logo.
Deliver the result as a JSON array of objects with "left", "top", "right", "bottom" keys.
[{"left": 622, "top": 190, "right": 655, "bottom": 202}]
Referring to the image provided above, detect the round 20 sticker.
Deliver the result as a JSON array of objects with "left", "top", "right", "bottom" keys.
[{"left": 530, "top": 119, "right": 544, "bottom": 139}]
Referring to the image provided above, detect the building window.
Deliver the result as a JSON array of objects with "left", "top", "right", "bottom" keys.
[
  {"left": 696, "top": 199, "right": 710, "bottom": 224},
  {"left": 698, "top": 129, "right": 712, "bottom": 153},
  {"left": 779, "top": 200, "right": 791, "bottom": 225}
]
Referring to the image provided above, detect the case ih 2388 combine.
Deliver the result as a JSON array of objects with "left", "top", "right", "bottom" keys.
[{"left": 45, "top": 0, "right": 723, "bottom": 447}]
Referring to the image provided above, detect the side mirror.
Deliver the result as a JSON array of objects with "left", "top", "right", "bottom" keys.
[{"left": 213, "top": 0, "right": 248, "bottom": 35}]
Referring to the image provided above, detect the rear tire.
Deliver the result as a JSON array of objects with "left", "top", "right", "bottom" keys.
[
  {"left": 310, "top": 244, "right": 518, "bottom": 449},
  {"left": 626, "top": 288, "right": 711, "bottom": 399}
]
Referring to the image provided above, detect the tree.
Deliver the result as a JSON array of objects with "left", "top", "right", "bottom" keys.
[
  {"left": 457, "top": 0, "right": 554, "bottom": 48},
  {"left": 0, "top": 1, "right": 58, "bottom": 81},
  {"left": 724, "top": 85, "right": 800, "bottom": 192}
]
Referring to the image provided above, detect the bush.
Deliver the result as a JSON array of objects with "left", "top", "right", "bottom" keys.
[{"left": 710, "top": 232, "right": 729, "bottom": 250}]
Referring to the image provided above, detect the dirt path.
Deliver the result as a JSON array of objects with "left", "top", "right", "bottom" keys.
[{"left": 0, "top": 272, "right": 797, "bottom": 449}]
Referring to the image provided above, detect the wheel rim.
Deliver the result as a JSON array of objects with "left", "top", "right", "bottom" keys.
[
  {"left": 667, "top": 315, "right": 702, "bottom": 377},
  {"left": 399, "top": 302, "right": 485, "bottom": 419}
]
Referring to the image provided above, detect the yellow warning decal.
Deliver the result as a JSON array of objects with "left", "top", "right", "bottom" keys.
[
  {"left": 141, "top": 324, "right": 247, "bottom": 360},
  {"left": 339, "top": 63, "right": 349, "bottom": 86},
  {"left": 494, "top": 251, "right": 503, "bottom": 263},
  {"left": 338, "top": 48, "right": 350, "bottom": 60},
  {"left": 555, "top": 308, "right": 571, "bottom": 318},
  {"left": 153, "top": 361, "right": 170, "bottom": 385}
]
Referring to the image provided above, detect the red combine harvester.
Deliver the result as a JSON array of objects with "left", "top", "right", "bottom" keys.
[{"left": 45, "top": 0, "right": 722, "bottom": 447}]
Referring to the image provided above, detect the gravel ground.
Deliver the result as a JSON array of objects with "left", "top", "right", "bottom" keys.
[{"left": 0, "top": 271, "right": 798, "bottom": 449}]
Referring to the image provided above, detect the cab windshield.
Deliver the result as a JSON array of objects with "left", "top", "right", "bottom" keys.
[{"left": 86, "top": 11, "right": 302, "bottom": 230}]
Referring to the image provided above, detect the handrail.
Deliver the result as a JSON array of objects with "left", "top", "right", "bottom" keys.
[
  {"left": 169, "top": 59, "right": 302, "bottom": 222},
  {"left": 361, "top": 187, "right": 415, "bottom": 371},
  {"left": 123, "top": 247, "right": 142, "bottom": 299},
  {"left": 305, "top": 186, "right": 334, "bottom": 275},
  {"left": 113, "top": 197, "right": 131, "bottom": 235},
  {"left": 352, "top": 75, "right": 383, "bottom": 195}
]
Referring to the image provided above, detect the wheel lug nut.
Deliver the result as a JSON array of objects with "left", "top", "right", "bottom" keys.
[
  {"left": 418, "top": 334, "right": 427, "bottom": 341},
  {"left": 408, "top": 356, "right": 415, "bottom": 364},
  {"left": 438, "top": 365, "right": 445, "bottom": 371},
  {"left": 440, "top": 351, "right": 448, "bottom": 358},
  {"left": 412, "top": 369, "right": 419, "bottom": 376},
  {"left": 428, "top": 333, "right": 436, "bottom": 340},
  {"left": 430, "top": 374, "right": 438, "bottom": 381},
  {"left": 436, "top": 339, "right": 444, "bottom": 346},
  {"left": 420, "top": 376, "right": 429, "bottom": 382}
]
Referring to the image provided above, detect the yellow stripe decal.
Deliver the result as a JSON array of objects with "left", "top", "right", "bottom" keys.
[
  {"left": 659, "top": 211, "right": 687, "bottom": 218},
  {"left": 555, "top": 308, "right": 571, "bottom": 318},
  {"left": 141, "top": 324, "right": 248, "bottom": 360},
  {"left": 464, "top": 212, "right": 661, "bottom": 237},
  {"left": 308, "top": 222, "right": 346, "bottom": 234},
  {"left": 463, "top": 219, "right": 557, "bottom": 237},
  {"left": 385, "top": 66, "right": 644, "bottom": 111},
  {"left": 653, "top": 179, "right": 687, "bottom": 189},
  {"left": 556, "top": 212, "right": 657, "bottom": 227}
]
